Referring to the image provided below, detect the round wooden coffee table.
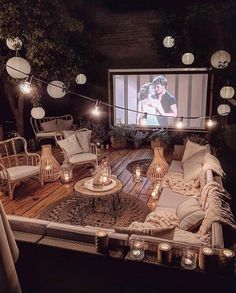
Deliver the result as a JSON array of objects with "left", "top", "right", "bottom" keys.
[{"left": 74, "top": 176, "right": 123, "bottom": 224}]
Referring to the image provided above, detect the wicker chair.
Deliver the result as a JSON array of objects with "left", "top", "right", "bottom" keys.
[{"left": 0, "top": 137, "right": 43, "bottom": 200}]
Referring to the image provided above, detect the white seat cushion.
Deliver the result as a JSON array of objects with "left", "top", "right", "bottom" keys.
[
  {"left": 36, "top": 132, "right": 56, "bottom": 137},
  {"left": 158, "top": 188, "right": 189, "bottom": 209},
  {"left": 0, "top": 166, "right": 40, "bottom": 181},
  {"left": 69, "top": 153, "right": 97, "bottom": 164}
]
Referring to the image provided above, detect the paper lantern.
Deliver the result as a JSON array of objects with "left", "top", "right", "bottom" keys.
[
  {"left": 76, "top": 74, "right": 87, "bottom": 84},
  {"left": 220, "top": 86, "right": 235, "bottom": 99},
  {"left": 31, "top": 107, "right": 45, "bottom": 119},
  {"left": 6, "top": 37, "right": 22, "bottom": 50},
  {"left": 6, "top": 57, "right": 31, "bottom": 79},
  {"left": 211, "top": 50, "right": 231, "bottom": 69},
  {"left": 163, "top": 36, "right": 175, "bottom": 48},
  {"left": 182, "top": 53, "right": 194, "bottom": 65},
  {"left": 47, "top": 80, "right": 66, "bottom": 98},
  {"left": 217, "top": 104, "right": 231, "bottom": 116}
]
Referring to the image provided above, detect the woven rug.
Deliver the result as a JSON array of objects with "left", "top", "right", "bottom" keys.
[
  {"left": 37, "top": 193, "right": 150, "bottom": 229},
  {"left": 126, "top": 159, "right": 152, "bottom": 176}
]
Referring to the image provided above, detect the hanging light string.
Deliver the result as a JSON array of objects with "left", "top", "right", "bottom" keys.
[{"left": 5, "top": 64, "right": 225, "bottom": 120}]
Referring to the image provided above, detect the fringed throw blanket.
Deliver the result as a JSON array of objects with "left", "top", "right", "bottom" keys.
[
  {"left": 162, "top": 153, "right": 225, "bottom": 196},
  {"left": 130, "top": 211, "right": 179, "bottom": 232},
  {"left": 198, "top": 181, "right": 236, "bottom": 236}
]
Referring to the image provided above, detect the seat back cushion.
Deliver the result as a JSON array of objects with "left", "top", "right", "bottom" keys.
[
  {"left": 75, "top": 130, "right": 91, "bottom": 153},
  {"left": 57, "top": 134, "right": 83, "bottom": 157},
  {"left": 176, "top": 197, "right": 205, "bottom": 231},
  {"left": 41, "top": 119, "right": 58, "bottom": 132},
  {"left": 182, "top": 140, "right": 209, "bottom": 162},
  {"left": 183, "top": 149, "right": 205, "bottom": 180},
  {"left": 57, "top": 119, "right": 73, "bottom": 131}
]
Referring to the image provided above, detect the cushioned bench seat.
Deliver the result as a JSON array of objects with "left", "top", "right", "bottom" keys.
[{"left": 157, "top": 188, "right": 189, "bottom": 209}]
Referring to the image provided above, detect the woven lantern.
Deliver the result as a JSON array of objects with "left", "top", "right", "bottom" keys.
[
  {"left": 211, "top": 50, "right": 231, "bottom": 69},
  {"left": 61, "top": 160, "right": 73, "bottom": 183},
  {"left": 220, "top": 86, "right": 235, "bottom": 99},
  {"left": 41, "top": 145, "right": 61, "bottom": 182},
  {"left": 217, "top": 104, "right": 231, "bottom": 116},
  {"left": 147, "top": 147, "right": 169, "bottom": 179}
]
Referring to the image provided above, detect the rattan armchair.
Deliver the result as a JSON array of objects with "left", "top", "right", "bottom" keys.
[{"left": 0, "top": 137, "right": 43, "bottom": 200}]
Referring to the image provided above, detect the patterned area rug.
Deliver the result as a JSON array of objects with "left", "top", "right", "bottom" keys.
[
  {"left": 37, "top": 193, "right": 150, "bottom": 229},
  {"left": 126, "top": 159, "right": 152, "bottom": 176}
]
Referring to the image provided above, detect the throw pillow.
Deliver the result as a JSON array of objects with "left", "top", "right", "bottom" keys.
[
  {"left": 183, "top": 149, "right": 205, "bottom": 180},
  {"left": 57, "top": 119, "right": 73, "bottom": 131},
  {"left": 57, "top": 134, "right": 83, "bottom": 157},
  {"left": 75, "top": 130, "right": 91, "bottom": 153},
  {"left": 176, "top": 197, "right": 205, "bottom": 231},
  {"left": 41, "top": 119, "right": 58, "bottom": 132},
  {"left": 63, "top": 130, "right": 74, "bottom": 138},
  {"left": 182, "top": 140, "right": 208, "bottom": 162}
]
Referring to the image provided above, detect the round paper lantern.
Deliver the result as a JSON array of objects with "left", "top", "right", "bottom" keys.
[
  {"left": 220, "top": 86, "right": 235, "bottom": 99},
  {"left": 76, "top": 74, "right": 87, "bottom": 84},
  {"left": 47, "top": 80, "right": 66, "bottom": 98},
  {"left": 6, "top": 57, "right": 31, "bottom": 79},
  {"left": 163, "top": 36, "right": 175, "bottom": 48},
  {"left": 6, "top": 37, "right": 22, "bottom": 50},
  {"left": 31, "top": 107, "right": 45, "bottom": 119},
  {"left": 211, "top": 50, "right": 231, "bottom": 69},
  {"left": 217, "top": 104, "right": 231, "bottom": 116},
  {"left": 182, "top": 53, "right": 194, "bottom": 65}
]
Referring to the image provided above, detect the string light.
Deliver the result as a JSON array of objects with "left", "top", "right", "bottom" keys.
[
  {"left": 175, "top": 117, "right": 184, "bottom": 129},
  {"left": 19, "top": 75, "right": 32, "bottom": 94},
  {"left": 92, "top": 100, "right": 101, "bottom": 116},
  {"left": 6, "top": 64, "right": 222, "bottom": 128},
  {"left": 206, "top": 118, "right": 215, "bottom": 128}
]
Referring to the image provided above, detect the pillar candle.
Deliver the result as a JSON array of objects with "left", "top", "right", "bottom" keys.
[
  {"left": 157, "top": 243, "right": 172, "bottom": 264},
  {"left": 95, "top": 231, "right": 109, "bottom": 254}
]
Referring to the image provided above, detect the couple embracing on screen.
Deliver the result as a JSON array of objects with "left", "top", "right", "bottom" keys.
[{"left": 137, "top": 75, "right": 177, "bottom": 127}]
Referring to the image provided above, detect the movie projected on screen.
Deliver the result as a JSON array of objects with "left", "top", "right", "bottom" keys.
[{"left": 110, "top": 69, "right": 210, "bottom": 129}]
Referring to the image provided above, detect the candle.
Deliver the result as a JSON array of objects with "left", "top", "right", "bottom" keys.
[
  {"left": 220, "top": 248, "right": 235, "bottom": 274},
  {"left": 202, "top": 247, "right": 213, "bottom": 255},
  {"left": 181, "top": 249, "right": 197, "bottom": 270},
  {"left": 157, "top": 242, "right": 172, "bottom": 264},
  {"left": 156, "top": 165, "right": 161, "bottom": 173},
  {"left": 159, "top": 243, "right": 171, "bottom": 251},
  {"left": 199, "top": 246, "right": 216, "bottom": 271},
  {"left": 130, "top": 239, "right": 145, "bottom": 260},
  {"left": 102, "top": 176, "right": 108, "bottom": 184},
  {"left": 106, "top": 144, "right": 110, "bottom": 150},
  {"left": 136, "top": 169, "right": 141, "bottom": 179},
  {"left": 95, "top": 231, "right": 109, "bottom": 254},
  {"left": 151, "top": 191, "right": 158, "bottom": 199},
  {"left": 184, "top": 258, "right": 193, "bottom": 265},
  {"left": 222, "top": 249, "right": 234, "bottom": 258},
  {"left": 96, "top": 142, "right": 100, "bottom": 147}
]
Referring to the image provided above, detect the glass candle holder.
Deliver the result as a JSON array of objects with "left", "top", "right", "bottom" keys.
[
  {"left": 61, "top": 160, "right": 73, "bottom": 183},
  {"left": 129, "top": 239, "right": 145, "bottom": 260},
  {"left": 133, "top": 165, "right": 143, "bottom": 183},
  {"left": 181, "top": 248, "right": 197, "bottom": 270}
]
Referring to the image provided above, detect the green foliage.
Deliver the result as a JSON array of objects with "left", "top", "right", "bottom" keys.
[
  {"left": 0, "top": 0, "right": 89, "bottom": 85},
  {"left": 127, "top": 124, "right": 148, "bottom": 142},
  {"left": 108, "top": 125, "right": 130, "bottom": 138},
  {"left": 79, "top": 120, "right": 109, "bottom": 143},
  {"left": 149, "top": 128, "right": 171, "bottom": 146}
]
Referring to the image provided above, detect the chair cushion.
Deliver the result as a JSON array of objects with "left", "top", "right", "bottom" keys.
[
  {"left": 41, "top": 119, "right": 58, "bottom": 132},
  {"left": 168, "top": 160, "right": 184, "bottom": 174},
  {"left": 176, "top": 197, "right": 205, "bottom": 231},
  {"left": 36, "top": 132, "right": 56, "bottom": 137},
  {"left": 0, "top": 166, "right": 40, "bottom": 181},
  {"left": 57, "top": 119, "right": 73, "bottom": 131},
  {"left": 69, "top": 153, "right": 97, "bottom": 164},
  {"left": 158, "top": 188, "right": 189, "bottom": 209},
  {"left": 75, "top": 130, "right": 91, "bottom": 153},
  {"left": 183, "top": 149, "right": 205, "bottom": 180},
  {"left": 182, "top": 140, "right": 208, "bottom": 162},
  {"left": 57, "top": 134, "right": 83, "bottom": 157}
]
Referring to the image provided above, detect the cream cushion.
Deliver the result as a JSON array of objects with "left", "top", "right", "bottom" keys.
[
  {"left": 57, "top": 119, "right": 73, "bottom": 131},
  {"left": 183, "top": 149, "right": 205, "bottom": 180},
  {"left": 176, "top": 198, "right": 205, "bottom": 231},
  {"left": 69, "top": 153, "right": 97, "bottom": 164},
  {"left": 41, "top": 119, "right": 58, "bottom": 132},
  {"left": 75, "top": 130, "right": 91, "bottom": 153},
  {"left": 182, "top": 140, "right": 208, "bottom": 162},
  {"left": 57, "top": 134, "right": 83, "bottom": 157},
  {"left": 0, "top": 166, "right": 40, "bottom": 181}
]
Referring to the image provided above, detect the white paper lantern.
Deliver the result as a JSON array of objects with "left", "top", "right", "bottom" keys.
[
  {"left": 76, "top": 74, "right": 87, "bottom": 84},
  {"left": 6, "top": 57, "right": 31, "bottom": 79},
  {"left": 217, "top": 104, "right": 231, "bottom": 116},
  {"left": 6, "top": 37, "right": 22, "bottom": 50},
  {"left": 182, "top": 53, "right": 194, "bottom": 65},
  {"left": 220, "top": 86, "right": 235, "bottom": 99},
  {"left": 47, "top": 80, "right": 66, "bottom": 98},
  {"left": 211, "top": 50, "right": 231, "bottom": 69},
  {"left": 163, "top": 36, "right": 175, "bottom": 48},
  {"left": 31, "top": 107, "right": 45, "bottom": 119}
]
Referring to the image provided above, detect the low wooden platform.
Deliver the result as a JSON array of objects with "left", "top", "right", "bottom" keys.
[{"left": 1, "top": 147, "right": 154, "bottom": 218}]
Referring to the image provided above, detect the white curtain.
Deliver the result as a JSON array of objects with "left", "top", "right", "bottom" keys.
[{"left": 0, "top": 201, "right": 21, "bottom": 293}]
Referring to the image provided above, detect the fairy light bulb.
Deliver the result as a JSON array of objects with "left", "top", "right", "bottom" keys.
[
  {"left": 140, "top": 112, "right": 147, "bottom": 126},
  {"left": 20, "top": 80, "right": 31, "bottom": 94},
  {"left": 206, "top": 118, "right": 215, "bottom": 128},
  {"left": 92, "top": 100, "right": 100, "bottom": 116},
  {"left": 176, "top": 117, "right": 183, "bottom": 129}
]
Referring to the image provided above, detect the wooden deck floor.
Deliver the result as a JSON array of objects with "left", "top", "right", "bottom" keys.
[{"left": 1, "top": 147, "right": 154, "bottom": 218}]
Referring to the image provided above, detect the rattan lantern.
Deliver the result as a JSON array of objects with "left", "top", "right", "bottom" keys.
[
  {"left": 147, "top": 147, "right": 169, "bottom": 179},
  {"left": 61, "top": 160, "right": 73, "bottom": 183},
  {"left": 41, "top": 145, "right": 61, "bottom": 182}
]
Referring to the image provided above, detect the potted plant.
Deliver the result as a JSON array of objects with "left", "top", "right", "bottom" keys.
[
  {"left": 109, "top": 126, "right": 129, "bottom": 148},
  {"left": 149, "top": 128, "right": 171, "bottom": 150},
  {"left": 128, "top": 125, "right": 148, "bottom": 148}
]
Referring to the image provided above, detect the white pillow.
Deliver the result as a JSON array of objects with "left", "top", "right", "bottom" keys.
[
  {"left": 57, "top": 134, "right": 83, "bottom": 157},
  {"left": 182, "top": 140, "right": 208, "bottom": 162},
  {"left": 75, "top": 130, "right": 91, "bottom": 153},
  {"left": 183, "top": 149, "right": 205, "bottom": 180}
]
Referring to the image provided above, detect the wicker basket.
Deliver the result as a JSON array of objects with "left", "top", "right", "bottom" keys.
[{"left": 41, "top": 144, "right": 61, "bottom": 182}]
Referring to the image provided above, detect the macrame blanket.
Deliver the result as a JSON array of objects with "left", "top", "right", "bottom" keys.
[
  {"left": 130, "top": 210, "right": 179, "bottom": 232},
  {"left": 161, "top": 152, "right": 225, "bottom": 196},
  {"left": 198, "top": 181, "right": 236, "bottom": 236}
]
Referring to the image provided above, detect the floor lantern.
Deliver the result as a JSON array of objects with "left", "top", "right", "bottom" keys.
[
  {"left": 61, "top": 160, "right": 73, "bottom": 183},
  {"left": 147, "top": 147, "right": 169, "bottom": 179},
  {"left": 41, "top": 145, "right": 61, "bottom": 182}
]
